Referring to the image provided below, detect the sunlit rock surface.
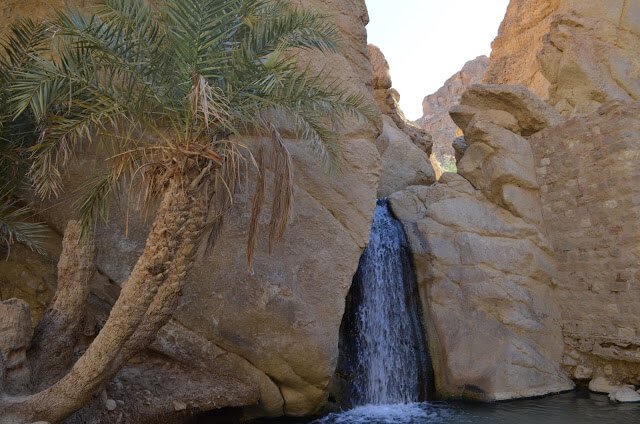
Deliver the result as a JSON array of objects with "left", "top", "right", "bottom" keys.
[
  {"left": 390, "top": 84, "right": 573, "bottom": 401},
  {"left": 416, "top": 56, "right": 489, "bottom": 160}
]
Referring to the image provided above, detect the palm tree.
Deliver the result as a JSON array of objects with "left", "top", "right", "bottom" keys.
[
  {"left": 0, "top": 0, "right": 375, "bottom": 422},
  {"left": 0, "top": 19, "right": 49, "bottom": 258}
]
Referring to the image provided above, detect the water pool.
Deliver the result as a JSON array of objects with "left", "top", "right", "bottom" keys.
[{"left": 256, "top": 389, "right": 640, "bottom": 424}]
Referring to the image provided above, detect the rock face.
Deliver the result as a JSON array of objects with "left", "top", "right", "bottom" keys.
[
  {"left": 389, "top": 174, "right": 573, "bottom": 400},
  {"left": 450, "top": 84, "right": 563, "bottom": 226},
  {"left": 368, "top": 44, "right": 435, "bottom": 196},
  {"left": 483, "top": 0, "right": 560, "bottom": 99},
  {"left": 389, "top": 84, "right": 574, "bottom": 401},
  {"left": 485, "top": 0, "right": 640, "bottom": 117},
  {"left": 376, "top": 115, "right": 435, "bottom": 197},
  {"left": 484, "top": 0, "right": 640, "bottom": 394},
  {"left": 538, "top": 9, "right": 640, "bottom": 117},
  {"left": 0, "top": 299, "right": 32, "bottom": 393},
  {"left": 1, "top": 0, "right": 381, "bottom": 421},
  {"left": 416, "top": 56, "right": 489, "bottom": 160},
  {"left": 530, "top": 100, "right": 640, "bottom": 387}
]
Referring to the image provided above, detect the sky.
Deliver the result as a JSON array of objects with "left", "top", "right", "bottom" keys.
[{"left": 365, "top": 0, "right": 510, "bottom": 120}]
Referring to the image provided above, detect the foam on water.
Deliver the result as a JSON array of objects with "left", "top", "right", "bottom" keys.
[{"left": 313, "top": 403, "right": 465, "bottom": 424}]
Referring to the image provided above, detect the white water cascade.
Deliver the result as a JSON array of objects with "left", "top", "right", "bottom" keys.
[{"left": 341, "top": 198, "right": 429, "bottom": 406}]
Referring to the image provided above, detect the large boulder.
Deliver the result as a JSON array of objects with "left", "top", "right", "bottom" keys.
[
  {"left": 388, "top": 83, "right": 573, "bottom": 401},
  {"left": 376, "top": 115, "right": 435, "bottom": 197},
  {"left": 416, "top": 56, "right": 489, "bottom": 159},
  {"left": 450, "top": 84, "right": 563, "bottom": 226},
  {"left": 389, "top": 174, "right": 573, "bottom": 401}
]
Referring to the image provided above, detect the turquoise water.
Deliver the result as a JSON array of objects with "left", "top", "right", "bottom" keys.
[{"left": 256, "top": 389, "right": 640, "bottom": 424}]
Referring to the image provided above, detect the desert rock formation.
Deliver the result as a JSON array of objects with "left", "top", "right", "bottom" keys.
[
  {"left": 390, "top": 84, "right": 574, "bottom": 401},
  {"left": 485, "top": 0, "right": 640, "bottom": 116},
  {"left": 368, "top": 44, "right": 435, "bottom": 197},
  {"left": 416, "top": 56, "right": 489, "bottom": 160},
  {"left": 482, "top": 0, "right": 640, "bottom": 391},
  {"left": 483, "top": 0, "right": 560, "bottom": 99}
]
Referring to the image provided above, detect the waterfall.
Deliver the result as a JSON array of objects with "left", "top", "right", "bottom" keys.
[{"left": 339, "top": 198, "right": 429, "bottom": 407}]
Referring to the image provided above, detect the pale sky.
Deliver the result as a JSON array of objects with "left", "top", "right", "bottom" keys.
[{"left": 365, "top": 0, "right": 510, "bottom": 120}]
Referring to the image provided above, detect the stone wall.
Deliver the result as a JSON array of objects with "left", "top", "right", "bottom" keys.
[{"left": 530, "top": 100, "right": 640, "bottom": 385}]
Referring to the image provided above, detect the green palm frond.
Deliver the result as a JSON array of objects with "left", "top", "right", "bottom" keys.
[
  {"left": 6, "top": 0, "right": 377, "bottom": 259},
  {"left": 0, "top": 19, "right": 53, "bottom": 254},
  {"left": 0, "top": 191, "right": 48, "bottom": 256},
  {"left": 0, "top": 18, "right": 51, "bottom": 91}
]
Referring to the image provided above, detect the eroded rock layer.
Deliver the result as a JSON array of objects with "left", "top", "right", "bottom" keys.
[
  {"left": 485, "top": 0, "right": 640, "bottom": 116},
  {"left": 416, "top": 56, "right": 489, "bottom": 160},
  {"left": 483, "top": 0, "right": 560, "bottom": 99}
]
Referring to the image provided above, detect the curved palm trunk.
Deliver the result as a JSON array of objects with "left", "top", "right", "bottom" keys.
[
  {"left": 0, "top": 177, "right": 207, "bottom": 424},
  {"left": 28, "top": 220, "right": 96, "bottom": 391}
]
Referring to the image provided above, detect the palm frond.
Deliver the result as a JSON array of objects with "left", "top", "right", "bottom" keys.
[
  {"left": 0, "top": 18, "right": 51, "bottom": 90},
  {"left": 5, "top": 0, "right": 378, "bottom": 262},
  {"left": 0, "top": 191, "right": 48, "bottom": 256}
]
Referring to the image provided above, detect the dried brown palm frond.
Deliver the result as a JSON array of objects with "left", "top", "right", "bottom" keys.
[{"left": 265, "top": 122, "right": 293, "bottom": 252}]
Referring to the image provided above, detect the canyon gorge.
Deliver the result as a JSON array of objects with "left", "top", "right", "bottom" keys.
[{"left": 0, "top": 0, "right": 639, "bottom": 422}]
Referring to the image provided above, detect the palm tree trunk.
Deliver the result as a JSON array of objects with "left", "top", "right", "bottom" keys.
[
  {"left": 28, "top": 220, "right": 96, "bottom": 391},
  {"left": 0, "top": 176, "right": 207, "bottom": 424}
]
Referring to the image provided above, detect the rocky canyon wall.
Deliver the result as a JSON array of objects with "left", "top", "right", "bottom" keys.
[
  {"left": 368, "top": 44, "right": 435, "bottom": 197},
  {"left": 0, "top": 0, "right": 381, "bottom": 421},
  {"left": 390, "top": 84, "right": 573, "bottom": 401},
  {"left": 483, "top": 0, "right": 560, "bottom": 100},
  {"left": 416, "top": 56, "right": 489, "bottom": 160},
  {"left": 485, "top": 0, "right": 640, "bottom": 116},
  {"left": 481, "top": 0, "right": 640, "bottom": 389}
]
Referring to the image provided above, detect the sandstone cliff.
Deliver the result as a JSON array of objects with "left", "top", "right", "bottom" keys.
[
  {"left": 368, "top": 44, "right": 435, "bottom": 197},
  {"left": 416, "top": 56, "right": 489, "bottom": 160},
  {"left": 390, "top": 84, "right": 574, "bottom": 401},
  {"left": 484, "top": 0, "right": 640, "bottom": 390},
  {"left": 485, "top": 0, "right": 640, "bottom": 117},
  {"left": 483, "top": 0, "right": 560, "bottom": 100}
]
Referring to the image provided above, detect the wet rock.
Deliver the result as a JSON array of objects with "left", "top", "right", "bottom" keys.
[
  {"left": 608, "top": 387, "right": 640, "bottom": 403},
  {"left": 588, "top": 377, "right": 618, "bottom": 394}
]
